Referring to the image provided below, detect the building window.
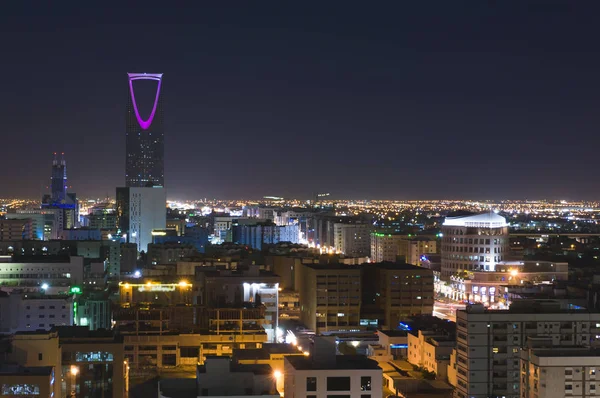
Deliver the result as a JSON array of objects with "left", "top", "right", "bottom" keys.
[
  {"left": 361, "top": 377, "right": 372, "bottom": 391},
  {"left": 327, "top": 377, "right": 351, "bottom": 391},
  {"left": 307, "top": 377, "right": 317, "bottom": 392},
  {"left": 38, "top": 353, "right": 43, "bottom": 361}
]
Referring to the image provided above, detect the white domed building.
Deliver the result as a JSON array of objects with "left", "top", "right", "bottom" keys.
[{"left": 440, "top": 212, "right": 509, "bottom": 277}]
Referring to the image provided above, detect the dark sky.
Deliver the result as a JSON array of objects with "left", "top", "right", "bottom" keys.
[{"left": 1, "top": 2, "right": 599, "bottom": 200}]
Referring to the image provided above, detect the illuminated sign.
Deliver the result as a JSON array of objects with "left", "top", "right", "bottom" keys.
[
  {"left": 138, "top": 285, "right": 175, "bottom": 292},
  {"left": 70, "top": 286, "right": 82, "bottom": 295}
]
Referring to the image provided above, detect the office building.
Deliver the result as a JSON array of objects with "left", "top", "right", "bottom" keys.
[
  {"left": 195, "top": 266, "right": 280, "bottom": 342},
  {"left": 75, "top": 292, "right": 111, "bottom": 330},
  {"left": 441, "top": 212, "right": 509, "bottom": 277},
  {"left": 126, "top": 73, "right": 164, "bottom": 188},
  {"left": 441, "top": 260, "right": 568, "bottom": 306},
  {"left": 454, "top": 301, "right": 600, "bottom": 398},
  {"left": 116, "top": 186, "right": 166, "bottom": 253},
  {"left": 333, "top": 222, "right": 372, "bottom": 257},
  {"left": 369, "top": 262, "right": 434, "bottom": 328},
  {"left": 520, "top": 347, "right": 600, "bottom": 398},
  {"left": 122, "top": 332, "right": 268, "bottom": 368},
  {"left": 57, "top": 327, "right": 127, "bottom": 398},
  {"left": 7, "top": 327, "right": 127, "bottom": 398},
  {"left": 0, "top": 219, "right": 33, "bottom": 240},
  {"left": 147, "top": 242, "right": 198, "bottom": 265},
  {"left": 283, "top": 336, "right": 382, "bottom": 398},
  {"left": 6, "top": 209, "right": 62, "bottom": 240},
  {"left": 0, "top": 255, "right": 84, "bottom": 294},
  {"left": 233, "top": 223, "right": 300, "bottom": 250},
  {"left": 0, "top": 291, "right": 73, "bottom": 333},
  {"left": 298, "top": 263, "right": 362, "bottom": 334}
]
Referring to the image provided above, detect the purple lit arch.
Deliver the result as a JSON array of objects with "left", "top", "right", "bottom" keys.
[{"left": 128, "top": 73, "right": 163, "bottom": 130}]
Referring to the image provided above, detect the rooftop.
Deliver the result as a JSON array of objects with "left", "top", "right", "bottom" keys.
[
  {"left": 0, "top": 365, "right": 53, "bottom": 376},
  {"left": 286, "top": 355, "right": 381, "bottom": 370},
  {"left": 531, "top": 348, "right": 600, "bottom": 358},
  {"left": 372, "top": 262, "right": 432, "bottom": 271},
  {"left": 233, "top": 343, "right": 302, "bottom": 360},
  {"left": 303, "top": 263, "right": 362, "bottom": 271},
  {"left": 443, "top": 212, "right": 507, "bottom": 228}
]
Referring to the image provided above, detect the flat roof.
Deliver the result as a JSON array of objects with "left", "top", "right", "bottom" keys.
[
  {"left": 233, "top": 343, "right": 301, "bottom": 360},
  {"left": 0, "top": 365, "right": 53, "bottom": 376},
  {"left": 378, "top": 330, "right": 408, "bottom": 337},
  {"left": 286, "top": 355, "right": 381, "bottom": 370},
  {"left": 303, "top": 263, "right": 362, "bottom": 270},
  {"left": 532, "top": 348, "right": 600, "bottom": 358},
  {"left": 372, "top": 262, "right": 431, "bottom": 271}
]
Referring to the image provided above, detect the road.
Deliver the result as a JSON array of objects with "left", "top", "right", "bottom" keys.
[{"left": 433, "top": 301, "right": 465, "bottom": 323}]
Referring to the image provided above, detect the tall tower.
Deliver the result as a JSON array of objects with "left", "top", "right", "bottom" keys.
[
  {"left": 51, "top": 152, "right": 67, "bottom": 202},
  {"left": 125, "top": 73, "right": 164, "bottom": 187}
]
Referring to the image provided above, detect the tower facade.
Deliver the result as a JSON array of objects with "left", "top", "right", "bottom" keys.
[
  {"left": 125, "top": 73, "right": 164, "bottom": 187},
  {"left": 50, "top": 152, "right": 67, "bottom": 202}
]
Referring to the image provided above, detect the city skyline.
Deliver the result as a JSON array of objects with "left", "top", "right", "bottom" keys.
[{"left": 1, "top": 3, "right": 600, "bottom": 199}]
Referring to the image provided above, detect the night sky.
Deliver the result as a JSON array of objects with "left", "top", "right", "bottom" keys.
[{"left": 1, "top": 2, "right": 599, "bottom": 200}]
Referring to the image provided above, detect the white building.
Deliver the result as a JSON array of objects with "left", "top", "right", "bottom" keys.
[
  {"left": 520, "top": 347, "right": 600, "bottom": 398},
  {"left": 284, "top": 337, "right": 382, "bottom": 398},
  {"left": 441, "top": 212, "right": 509, "bottom": 276},
  {"left": 453, "top": 301, "right": 600, "bottom": 398},
  {"left": 0, "top": 292, "right": 73, "bottom": 333},
  {"left": 116, "top": 186, "right": 166, "bottom": 253},
  {"left": 0, "top": 255, "right": 84, "bottom": 294},
  {"left": 333, "top": 223, "right": 372, "bottom": 257}
]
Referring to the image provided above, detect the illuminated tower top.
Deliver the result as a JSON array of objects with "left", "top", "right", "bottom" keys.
[
  {"left": 127, "top": 73, "right": 163, "bottom": 130},
  {"left": 126, "top": 73, "right": 164, "bottom": 188}
]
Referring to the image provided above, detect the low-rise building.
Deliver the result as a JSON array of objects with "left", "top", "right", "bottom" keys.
[
  {"left": 407, "top": 330, "right": 455, "bottom": 380},
  {"left": 0, "top": 365, "right": 55, "bottom": 398},
  {"left": 0, "top": 255, "right": 84, "bottom": 294},
  {"left": 233, "top": 344, "right": 305, "bottom": 394},
  {"left": 0, "top": 219, "right": 33, "bottom": 241},
  {"left": 284, "top": 336, "right": 382, "bottom": 398},
  {"left": 159, "top": 356, "right": 279, "bottom": 398},
  {"left": 0, "top": 291, "right": 74, "bottom": 333},
  {"left": 375, "top": 330, "right": 409, "bottom": 359}
]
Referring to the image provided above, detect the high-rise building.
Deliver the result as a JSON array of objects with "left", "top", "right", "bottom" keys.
[
  {"left": 115, "top": 186, "right": 166, "bottom": 253},
  {"left": 41, "top": 153, "right": 79, "bottom": 230},
  {"left": 441, "top": 212, "right": 509, "bottom": 277},
  {"left": 125, "top": 73, "right": 164, "bottom": 188},
  {"left": 452, "top": 302, "right": 600, "bottom": 398}
]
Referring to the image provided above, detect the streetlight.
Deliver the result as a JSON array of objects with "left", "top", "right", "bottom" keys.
[
  {"left": 273, "top": 370, "right": 282, "bottom": 379},
  {"left": 70, "top": 366, "right": 79, "bottom": 376},
  {"left": 41, "top": 283, "right": 49, "bottom": 291}
]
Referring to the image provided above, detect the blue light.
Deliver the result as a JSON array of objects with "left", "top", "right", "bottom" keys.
[
  {"left": 390, "top": 344, "right": 408, "bottom": 349},
  {"left": 399, "top": 322, "right": 411, "bottom": 331}
]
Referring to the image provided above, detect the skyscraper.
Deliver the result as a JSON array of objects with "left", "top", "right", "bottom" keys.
[
  {"left": 41, "top": 153, "right": 79, "bottom": 230},
  {"left": 125, "top": 73, "right": 164, "bottom": 188},
  {"left": 50, "top": 152, "right": 67, "bottom": 202}
]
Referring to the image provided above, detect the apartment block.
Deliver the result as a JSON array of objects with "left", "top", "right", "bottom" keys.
[
  {"left": 520, "top": 348, "right": 600, "bottom": 398},
  {"left": 454, "top": 302, "right": 600, "bottom": 398}
]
